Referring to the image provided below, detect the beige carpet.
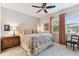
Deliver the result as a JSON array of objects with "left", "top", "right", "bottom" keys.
[
  {"left": 0, "top": 43, "right": 79, "bottom": 56},
  {"left": 37, "top": 43, "right": 79, "bottom": 56},
  {"left": 0, "top": 46, "right": 29, "bottom": 56}
]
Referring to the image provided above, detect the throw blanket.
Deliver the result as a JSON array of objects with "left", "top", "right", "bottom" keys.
[{"left": 20, "top": 33, "right": 54, "bottom": 55}]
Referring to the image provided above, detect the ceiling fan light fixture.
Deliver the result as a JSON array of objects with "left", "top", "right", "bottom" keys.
[{"left": 32, "top": 3, "right": 56, "bottom": 13}]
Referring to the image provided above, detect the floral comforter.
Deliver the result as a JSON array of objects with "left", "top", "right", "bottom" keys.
[{"left": 20, "top": 33, "right": 54, "bottom": 55}]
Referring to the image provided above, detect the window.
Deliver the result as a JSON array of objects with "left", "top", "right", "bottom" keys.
[
  {"left": 52, "top": 17, "right": 59, "bottom": 32},
  {"left": 65, "top": 12, "right": 79, "bottom": 34}
]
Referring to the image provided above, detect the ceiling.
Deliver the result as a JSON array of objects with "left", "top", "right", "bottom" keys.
[{"left": 2, "top": 3, "right": 78, "bottom": 18}]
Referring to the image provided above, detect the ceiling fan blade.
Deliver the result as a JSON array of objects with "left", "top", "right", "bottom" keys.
[
  {"left": 44, "top": 9, "right": 48, "bottom": 13},
  {"left": 32, "top": 5, "right": 41, "bottom": 8},
  {"left": 37, "top": 9, "right": 42, "bottom": 13},
  {"left": 42, "top": 3, "right": 47, "bottom": 7},
  {"left": 46, "top": 5, "right": 56, "bottom": 9}
]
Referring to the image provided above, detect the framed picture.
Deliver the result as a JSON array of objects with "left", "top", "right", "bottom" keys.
[
  {"left": 4, "top": 25, "right": 10, "bottom": 31},
  {"left": 44, "top": 23, "right": 49, "bottom": 31}
]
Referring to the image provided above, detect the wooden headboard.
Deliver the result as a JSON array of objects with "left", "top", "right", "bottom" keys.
[{"left": 1, "top": 36, "right": 20, "bottom": 50}]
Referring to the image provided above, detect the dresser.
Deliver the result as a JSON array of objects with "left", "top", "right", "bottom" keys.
[{"left": 1, "top": 36, "right": 20, "bottom": 50}]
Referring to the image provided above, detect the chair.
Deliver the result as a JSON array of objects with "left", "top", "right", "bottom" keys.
[{"left": 66, "top": 35, "right": 79, "bottom": 51}]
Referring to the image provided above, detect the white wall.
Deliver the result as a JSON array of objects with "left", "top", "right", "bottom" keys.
[
  {"left": 0, "top": 3, "right": 2, "bottom": 52},
  {"left": 53, "top": 32, "right": 59, "bottom": 43},
  {"left": 1, "top": 7, "right": 39, "bottom": 37},
  {"left": 0, "top": 4, "right": 1, "bottom": 38},
  {"left": 38, "top": 17, "right": 50, "bottom": 33}
]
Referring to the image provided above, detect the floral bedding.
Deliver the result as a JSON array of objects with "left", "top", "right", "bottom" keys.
[{"left": 20, "top": 33, "right": 54, "bottom": 55}]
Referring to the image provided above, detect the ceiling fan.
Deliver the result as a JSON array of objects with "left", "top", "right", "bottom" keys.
[{"left": 32, "top": 3, "right": 56, "bottom": 13}]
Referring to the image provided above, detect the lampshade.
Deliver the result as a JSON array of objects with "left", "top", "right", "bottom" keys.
[{"left": 12, "top": 26, "right": 16, "bottom": 30}]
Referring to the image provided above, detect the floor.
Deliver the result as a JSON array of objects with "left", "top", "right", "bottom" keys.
[
  {"left": 37, "top": 43, "right": 79, "bottom": 56},
  {"left": 0, "top": 46, "right": 29, "bottom": 56},
  {"left": 0, "top": 43, "right": 79, "bottom": 56}
]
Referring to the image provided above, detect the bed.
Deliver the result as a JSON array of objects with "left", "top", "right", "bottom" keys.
[{"left": 20, "top": 33, "right": 54, "bottom": 55}]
